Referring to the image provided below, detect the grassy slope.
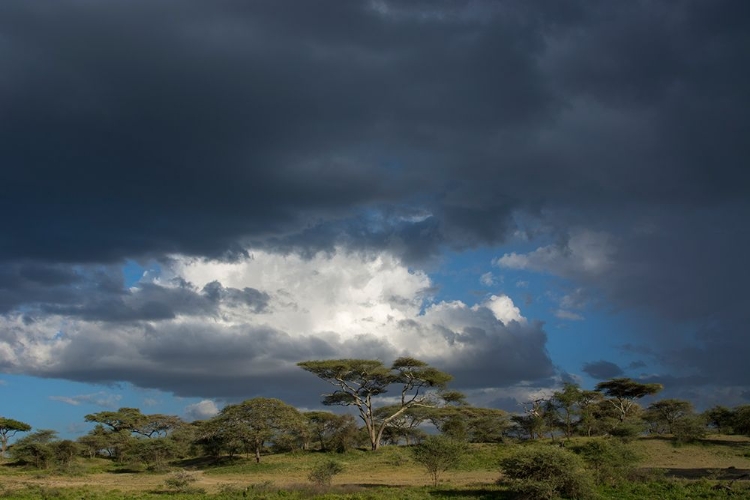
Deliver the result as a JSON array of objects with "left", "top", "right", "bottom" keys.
[{"left": 0, "top": 435, "right": 748, "bottom": 498}]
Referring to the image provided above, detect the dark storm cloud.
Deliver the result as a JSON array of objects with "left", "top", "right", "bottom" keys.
[
  {"left": 500, "top": 209, "right": 750, "bottom": 388},
  {"left": 1, "top": 0, "right": 749, "bottom": 399},
  {"left": 3, "top": 0, "right": 746, "bottom": 266},
  {"left": 0, "top": 261, "right": 269, "bottom": 323},
  {"left": 582, "top": 360, "right": 624, "bottom": 380},
  {"left": 201, "top": 281, "right": 270, "bottom": 312},
  {"left": 397, "top": 304, "right": 556, "bottom": 388},
  {"left": 627, "top": 360, "right": 647, "bottom": 370}
]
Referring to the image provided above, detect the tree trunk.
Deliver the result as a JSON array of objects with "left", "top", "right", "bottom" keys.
[{"left": 363, "top": 417, "right": 380, "bottom": 451}]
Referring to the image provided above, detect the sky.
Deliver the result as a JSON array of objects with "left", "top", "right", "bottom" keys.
[{"left": 1, "top": 0, "right": 749, "bottom": 440}]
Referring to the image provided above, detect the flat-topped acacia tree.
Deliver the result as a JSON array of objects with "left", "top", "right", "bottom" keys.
[
  {"left": 595, "top": 377, "right": 663, "bottom": 422},
  {"left": 0, "top": 417, "right": 31, "bottom": 457},
  {"left": 298, "top": 357, "right": 452, "bottom": 450}
]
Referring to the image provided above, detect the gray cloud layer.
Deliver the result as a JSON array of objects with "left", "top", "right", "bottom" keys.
[
  {"left": 2, "top": 1, "right": 748, "bottom": 262},
  {"left": 1, "top": 0, "right": 749, "bottom": 402}
]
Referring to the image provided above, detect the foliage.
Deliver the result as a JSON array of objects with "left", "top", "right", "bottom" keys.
[
  {"left": 575, "top": 438, "right": 640, "bottom": 485},
  {"left": 595, "top": 378, "right": 663, "bottom": 422},
  {"left": 84, "top": 408, "right": 183, "bottom": 438},
  {"left": 599, "top": 476, "right": 750, "bottom": 500},
  {"left": 52, "top": 440, "right": 81, "bottom": 468},
  {"left": 0, "top": 417, "right": 32, "bottom": 457},
  {"left": 608, "top": 420, "right": 645, "bottom": 442},
  {"left": 499, "top": 445, "right": 595, "bottom": 500},
  {"left": 78, "top": 424, "right": 137, "bottom": 462},
  {"left": 128, "top": 437, "right": 180, "bottom": 470},
  {"left": 672, "top": 415, "right": 707, "bottom": 443},
  {"left": 79, "top": 409, "right": 183, "bottom": 464},
  {"left": 137, "top": 414, "right": 184, "bottom": 438},
  {"left": 576, "top": 390, "right": 605, "bottom": 437},
  {"left": 431, "top": 406, "right": 509, "bottom": 443},
  {"left": 11, "top": 429, "right": 58, "bottom": 469},
  {"left": 207, "top": 397, "right": 305, "bottom": 462},
  {"left": 163, "top": 469, "right": 198, "bottom": 492},
  {"left": 732, "top": 405, "right": 750, "bottom": 436},
  {"left": 84, "top": 407, "right": 146, "bottom": 433},
  {"left": 411, "top": 435, "right": 467, "bottom": 486},
  {"left": 375, "top": 405, "right": 431, "bottom": 445},
  {"left": 307, "top": 459, "right": 344, "bottom": 486},
  {"left": 550, "top": 383, "right": 583, "bottom": 439},
  {"left": 304, "top": 412, "right": 360, "bottom": 452},
  {"left": 506, "top": 399, "right": 550, "bottom": 441},
  {"left": 1, "top": 436, "right": 749, "bottom": 499},
  {"left": 644, "top": 398, "right": 694, "bottom": 434},
  {"left": 510, "top": 413, "right": 544, "bottom": 441},
  {"left": 298, "top": 357, "right": 452, "bottom": 450},
  {"left": 703, "top": 405, "right": 734, "bottom": 434}
]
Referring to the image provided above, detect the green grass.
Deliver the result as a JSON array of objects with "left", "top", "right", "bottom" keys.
[
  {"left": 598, "top": 478, "right": 750, "bottom": 499},
  {"left": 0, "top": 484, "right": 514, "bottom": 500},
  {"left": 1, "top": 481, "right": 747, "bottom": 500},
  {"left": 0, "top": 435, "right": 748, "bottom": 499}
]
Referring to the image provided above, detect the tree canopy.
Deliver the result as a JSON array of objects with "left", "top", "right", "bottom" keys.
[
  {"left": 0, "top": 417, "right": 32, "bottom": 456},
  {"left": 207, "top": 397, "right": 304, "bottom": 462},
  {"left": 298, "top": 357, "right": 452, "bottom": 450},
  {"left": 595, "top": 378, "right": 663, "bottom": 422},
  {"left": 644, "top": 399, "right": 693, "bottom": 434}
]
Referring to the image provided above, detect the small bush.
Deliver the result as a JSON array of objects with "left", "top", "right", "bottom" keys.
[
  {"left": 672, "top": 415, "right": 707, "bottom": 443},
  {"left": 499, "top": 445, "right": 595, "bottom": 500},
  {"left": 163, "top": 470, "right": 198, "bottom": 492},
  {"left": 609, "top": 421, "right": 644, "bottom": 442},
  {"left": 411, "top": 435, "right": 467, "bottom": 487},
  {"left": 576, "top": 438, "right": 640, "bottom": 485},
  {"left": 308, "top": 459, "right": 344, "bottom": 487}
]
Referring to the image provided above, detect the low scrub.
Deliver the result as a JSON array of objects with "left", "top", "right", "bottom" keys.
[
  {"left": 575, "top": 438, "right": 640, "bottom": 485},
  {"left": 411, "top": 435, "right": 467, "bottom": 486},
  {"left": 499, "top": 445, "right": 596, "bottom": 500},
  {"left": 307, "top": 459, "right": 344, "bottom": 486}
]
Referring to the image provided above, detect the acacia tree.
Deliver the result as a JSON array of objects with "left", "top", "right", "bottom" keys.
[
  {"left": 298, "top": 357, "right": 452, "bottom": 450},
  {"left": 304, "top": 411, "right": 359, "bottom": 452},
  {"left": 83, "top": 408, "right": 183, "bottom": 463},
  {"left": 552, "top": 383, "right": 585, "bottom": 439},
  {"left": 732, "top": 405, "right": 750, "bottom": 436},
  {"left": 84, "top": 408, "right": 182, "bottom": 438},
  {"left": 577, "top": 390, "right": 604, "bottom": 437},
  {"left": 511, "top": 398, "right": 547, "bottom": 440},
  {"left": 84, "top": 408, "right": 146, "bottom": 433},
  {"left": 595, "top": 378, "right": 662, "bottom": 422},
  {"left": 0, "top": 417, "right": 32, "bottom": 457},
  {"left": 375, "top": 405, "right": 431, "bottom": 445},
  {"left": 703, "top": 405, "right": 734, "bottom": 434},
  {"left": 644, "top": 399, "right": 693, "bottom": 434},
  {"left": 210, "top": 397, "right": 304, "bottom": 463},
  {"left": 11, "top": 429, "right": 57, "bottom": 469},
  {"left": 411, "top": 435, "right": 466, "bottom": 486}
]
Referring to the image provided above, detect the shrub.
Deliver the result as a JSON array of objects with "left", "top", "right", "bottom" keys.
[
  {"left": 672, "top": 415, "right": 707, "bottom": 443},
  {"left": 411, "top": 435, "right": 467, "bottom": 487},
  {"left": 163, "top": 470, "right": 198, "bottom": 492},
  {"left": 499, "top": 445, "right": 595, "bottom": 500},
  {"left": 11, "top": 430, "right": 61, "bottom": 469},
  {"left": 608, "top": 421, "right": 645, "bottom": 442},
  {"left": 576, "top": 438, "right": 640, "bottom": 485},
  {"left": 732, "top": 405, "right": 750, "bottom": 436},
  {"left": 308, "top": 459, "right": 344, "bottom": 487}
]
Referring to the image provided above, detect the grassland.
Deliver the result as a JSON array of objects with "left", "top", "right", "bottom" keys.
[{"left": 0, "top": 435, "right": 748, "bottom": 499}]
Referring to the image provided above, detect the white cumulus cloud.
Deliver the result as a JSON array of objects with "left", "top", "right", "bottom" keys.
[
  {"left": 184, "top": 400, "right": 220, "bottom": 421},
  {"left": 0, "top": 248, "right": 554, "bottom": 401}
]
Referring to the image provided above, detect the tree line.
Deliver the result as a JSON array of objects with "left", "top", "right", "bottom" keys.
[{"left": 2, "top": 358, "right": 750, "bottom": 470}]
